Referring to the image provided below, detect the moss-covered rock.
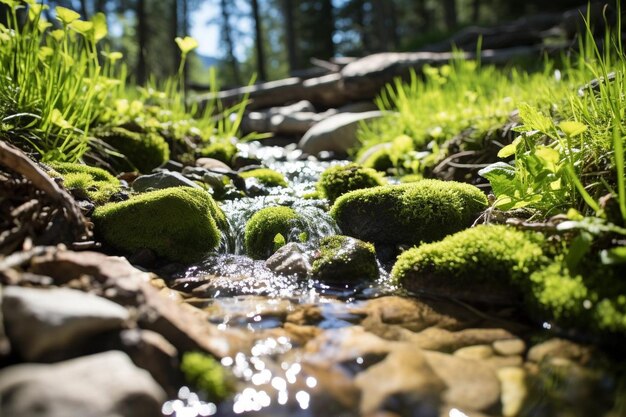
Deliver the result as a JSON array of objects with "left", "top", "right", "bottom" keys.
[
  {"left": 97, "top": 127, "right": 170, "bottom": 173},
  {"left": 331, "top": 179, "right": 488, "bottom": 246},
  {"left": 311, "top": 235, "right": 378, "bottom": 282},
  {"left": 49, "top": 162, "right": 120, "bottom": 204},
  {"left": 198, "top": 142, "right": 237, "bottom": 166},
  {"left": 180, "top": 352, "right": 234, "bottom": 401},
  {"left": 240, "top": 168, "right": 288, "bottom": 187},
  {"left": 392, "top": 225, "right": 546, "bottom": 304},
  {"left": 93, "top": 187, "right": 225, "bottom": 263},
  {"left": 316, "top": 163, "right": 385, "bottom": 203},
  {"left": 244, "top": 206, "right": 304, "bottom": 260},
  {"left": 361, "top": 146, "right": 393, "bottom": 172}
]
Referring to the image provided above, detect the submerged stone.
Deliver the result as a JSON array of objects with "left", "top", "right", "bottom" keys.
[
  {"left": 331, "top": 179, "right": 488, "bottom": 246},
  {"left": 93, "top": 187, "right": 225, "bottom": 263},
  {"left": 311, "top": 235, "right": 379, "bottom": 282}
]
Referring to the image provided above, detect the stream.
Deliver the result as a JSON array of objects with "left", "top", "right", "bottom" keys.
[{"left": 160, "top": 143, "right": 626, "bottom": 417}]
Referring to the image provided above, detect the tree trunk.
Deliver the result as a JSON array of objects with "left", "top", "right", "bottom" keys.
[
  {"left": 220, "top": 0, "right": 241, "bottom": 85},
  {"left": 251, "top": 0, "right": 267, "bottom": 81},
  {"left": 282, "top": 0, "right": 298, "bottom": 73},
  {"left": 442, "top": 0, "right": 457, "bottom": 31},
  {"left": 472, "top": 0, "right": 480, "bottom": 22},
  {"left": 136, "top": 0, "right": 148, "bottom": 85},
  {"left": 415, "top": 0, "right": 431, "bottom": 32},
  {"left": 171, "top": 0, "right": 180, "bottom": 76},
  {"left": 80, "top": 0, "right": 89, "bottom": 18}
]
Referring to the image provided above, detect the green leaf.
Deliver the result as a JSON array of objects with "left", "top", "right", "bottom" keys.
[
  {"left": 558, "top": 121, "right": 588, "bottom": 137},
  {"left": 175, "top": 36, "right": 198, "bottom": 54},
  {"left": 565, "top": 231, "right": 593, "bottom": 271},
  {"left": 535, "top": 146, "right": 560, "bottom": 172},
  {"left": 600, "top": 246, "right": 626, "bottom": 265},
  {"left": 92, "top": 13, "right": 107, "bottom": 41},
  {"left": 273, "top": 233, "right": 286, "bottom": 252},
  {"left": 50, "top": 109, "right": 72, "bottom": 129},
  {"left": 479, "top": 162, "right": 519, "bottom": 210},
  {"left": 55, "top": 6, "right": 80, "bottom": 25},
  {"left": 70, "top": 19, "right": 93, "bottom": 35},
  {"left": 497, "top": 137, "right": 522, "bottom": 159},
  {"left": 298, "top": 232, "right": 308, "bottom": 243}
]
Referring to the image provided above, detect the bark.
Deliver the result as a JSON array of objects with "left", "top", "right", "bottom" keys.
[
  {"left": 220, "top": 0, "right": 242, "bottom": 85},
  {"left": 442, "top": 0, "right": 458, "bottom": 31},
  {"left": 282, "top": 0, "right": 298, "bottom": 73},
  {"left": 136, "top": 0, "right": 148, "bottom": 85},
  {"left": 251, "top": 0, "right": 267, "bottom": 81}
]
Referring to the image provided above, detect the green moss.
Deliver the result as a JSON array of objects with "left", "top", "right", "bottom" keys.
[
  {"left": 49, "top": 162, "right": 120, "bottom": 204},
  {"left": 244, "top": 206, "right": 303, "bottom": 260},
  {"left": 317, "top": 163, "right": 386, "bottom": 203},
  {"left": 399, "top": 174, "right": 423, "bottom": 183},
  {"left": 331, "top": 179, "right": 488, "bottom": 245},
  {"left": 312, "top": 235, "right": 378, "bottom": 282},
  {"left": 198, "top": 142, "right": 237, "bottom": 165},
  {"left": 97, "top": 127, "right": 170, "bottom": 173},
  {"left": 362, "top": 147, "right": 393, "bottom": 171},
  {"left": 392, "top": 225, "right": 546, "bottom": 303},
  {"left": 180, "top": 352, "right": 234, "bottom": 401},
  {"left": 240, "top": 168, "right": 288, "bottom": 187},
  {"left": 93, "top": 187, "right": 225, "bottom": 262}
]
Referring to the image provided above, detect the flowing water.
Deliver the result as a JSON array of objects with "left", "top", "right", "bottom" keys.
[{"left": 161, "top": 143, "right": 626, "bottom": 417}]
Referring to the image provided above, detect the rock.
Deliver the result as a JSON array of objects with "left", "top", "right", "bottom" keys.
[
  {"left": 298, "top": 111, "right": 384, "bottom": 154},
  {"left": 0, "top": 350, "right": 165, "bottom": 417},
  {"left": 265, "top": 242, "right": 311, "bottom": 278},
  {"left": 392, "top": 225, "right": 544, "bottom": 304},
  {"left": 454, "top": 344, "right": 494, "bottom": 360},
  {"left": 424, "top": 351, "right": 501, "bottom": 413},
  {"left": 493, "top": 339, "right": 526, "bottom": 356},
  {"left": 2, "top": 286, "right": 128, "bottom": 361},
  {"left": 316, "top": 163, "right": 385, "bottom": 203},
  {"left": 93, "top": 187, "right": 225, "bottom": 263},
  {"left": 331, "top": 180, "right": 488, "bottom": 247},
  {"left": 311, "top": 235, "right": 379, "bottom": 282},
  {"left": 406, "top": 327, "right": 516, "bottom": 353},
  {"left": 527, "top": 338, "right": 593, "bottom": 364},
  {"left": 131, "top": 170, "right": 202, "bottom": 192},
  {"left": 355, "top": 346, "right": 444, "bottom": 416},
  {"left": 244, "top": 206, "right": 305, "bottom": 260},
  {"left": 96, "top": 126, "right": 170, "bottom": 173},
  {"left": 497, "top": 367, "right": 527, "bottom": 417},
  {"left": 0, "top": 286, "right": 10, "bottom": 357},
  {"left": 196, "top": 157, "right": 232, "bottom": 172}
]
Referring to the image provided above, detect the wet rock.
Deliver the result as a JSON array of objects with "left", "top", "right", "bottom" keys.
[
  {"left": 0, "top": 350, "right": 165, "bottom": 417},
  {"left": 286, "top": 304, "right": 323, "bottom": 325},
  {"left": 493, "top": 338, "right": 526, "bottom": 356},
  {"left": 197, "top": 295, "right": 294, "bottom": 328},
  {"left": 131, "top": 170, "right": 202, "bottom": 192},
  {"left": 265, "top": 242, "right": 312, "bottom": 278},
  {"left": 407, "top": 327, "right": 515, "bottom": 353},
  {"left": 0, "top": 286, "right": 9, "bottom": 357},
  {"left": 497, "top": 367, "right": 527, "bottom": 417},
  {"left": 355, "top": 346, "right": 444, "bottom": 416},
  {"left": 424, "top": 351, "right": 501, "bottom": 413},
  {"left": 298, "top": 111, "right": 384, "bottom": 154},
  {"left": 196, "top": 157, "right": 232, "bottom": 172},
  {"left": 311, "top": 235, "right": 379, "bottom": 282},
  {"left": 454, "top": 344, "right": 494, "bottom": 360},
  {"left": 484, "top": 355, "right": 524, "bottom": 370},
  {"left": 2, "top": 286, "right": 128, "bottom": 361},
  {"left": 527, "top": 338, "right": 593, "bottom": 364}
]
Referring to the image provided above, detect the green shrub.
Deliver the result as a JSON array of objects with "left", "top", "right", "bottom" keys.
[
  {"left": 96, "top": 127, "right": 170, "bottom": 173},
  {"left": 316, "top": 163, "right": 385, "bottom": 203},
  {"left": 311, "top": 235, "right": 378, "bottom": 282},
  {"left": 180, "top": 352, "right": 234, "bottom": 401},
  {"left": 198, "top": 142, "right": 237, "bottom": 166},
  {"left": 93, "top": 187, "right": 225, "bottom": 262},
  {"left": 392, "top": 225, "right": 546, "bottom": 303},
  {"left": 331, "top": 179, "right": 488, "bottom": 245},
  {"left": 49, "top": 162, "right": 120, "bottom": 204},
  {"left": 244, "top": 206, "right": 303, "bottom": 259},
  {"left": 240, "top": 168, "right": 288, "bottom": 187}
]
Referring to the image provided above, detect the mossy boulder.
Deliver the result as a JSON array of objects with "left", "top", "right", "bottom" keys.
[
  {"left": 239, "top": 168, "right": 288, "bottom": 187},
  {"left": 316, "top": 163, "right": 385, "bottom": 203},
  {"left": 49, "top": 162, "right": 120, "bottom": 204},
  {"left": 97, "top": 127, "right": 170, "bottom": 173},
  {"left": 93, "top": 187, "right": 225, "bottom": 263},
  {"left": 198, "top": 142, "right": 237, "bottom": 166},
  {"left": 244, "top": 206, "right": 304, "bottom": 260},
  {"left": 311, "top": 235, "right": 378, "bottom": 282},
  {"left": 180, "top": 352, "right": 234, "bottom": 401},
  {"left": 392, "top": 225, "right": 546, "bottom": 304},
  {"left": 331, "top": 179, "right": 488, "bottom": 246}
]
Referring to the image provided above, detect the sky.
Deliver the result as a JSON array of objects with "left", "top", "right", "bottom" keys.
[{"left": 190, "top": 1, "right": 252, "bottom": 59}]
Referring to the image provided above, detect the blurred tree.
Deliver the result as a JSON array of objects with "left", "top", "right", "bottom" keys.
[{"left": 251, "top": 0, "right": 267, "bottom": 80}]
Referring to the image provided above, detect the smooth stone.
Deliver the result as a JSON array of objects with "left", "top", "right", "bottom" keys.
[
  {"left": 355, "top": 346, "right": 444, "bottom": 416},
  {"left": 131, "top": 170, "right": 201, "bottom": 192},
  {"left": 493, "top": 338, "right": 526, "bottom": 356},
  {"left": 454, "top": 344, "right": 494, "bottom": 360},
  {"left": 497, "top": 367, "right": 527, "bottom": 417},
  {"left": 195, "top": 157, "right": 232, "bottom": 171},
  {"left": 298, "top": 111, "right": 384, "bottom": 154},
  {"left": 407, "top": 327, "right": 515, "bottom": 353},
  {"left": 484, "top": 355, "right": 524, "bottom": 370},
  {"left": 2, "top": 286, "right": 129, "bottom": 361},
  {"left": 424, "top": 351, "right": 501, "bottom": 413},
  {"left": 0, "top": 350, "right": 165, "bottom": 417},
  {"left": 265, "top": 242, "right": 311, "bottom": 278},
  {"left": 527, "top": 338, "right": 593, "bottom": 364}
]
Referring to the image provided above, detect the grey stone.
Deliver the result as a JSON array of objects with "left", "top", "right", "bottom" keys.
[
  {"left": 132, "top": 170, "right": 201, "bottom": 192},
  {"left": 311, "top": 235, "right": 379, "bottom": 282},
  {"left": 195, "top": 157, "right": 232, "bottom": 172},
  {"left": 2, "top": 286, "right": 129, "bottom": 361},
  {"left": 0, "top": 350, "right": 165, "bottom": 417},
  {"left": 298, "top": 111, "right": 384, "bottom": 154},
  {"left": 265, "top": 242, "right": 311, "bottom": 278}
]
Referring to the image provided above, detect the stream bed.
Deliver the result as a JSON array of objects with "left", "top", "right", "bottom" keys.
[{"left": 160, "top": 144, "right": 626, "bottom": 417}]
